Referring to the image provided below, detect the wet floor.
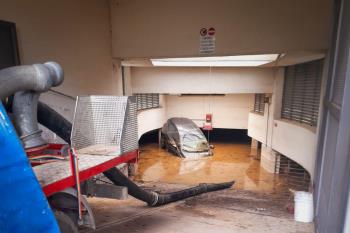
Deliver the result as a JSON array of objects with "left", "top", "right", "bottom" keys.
[
  {"left": 135, "top": 142, "right": 289, "bottom": 194},
  {"left": 85, "top": 142, "right": 314, "bottom": 233}
]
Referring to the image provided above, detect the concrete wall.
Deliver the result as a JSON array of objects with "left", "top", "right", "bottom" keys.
[
  {"left": 247, "top": 67, "right": 319, "bottom": 178},
  {"left": 131, "top": 66, "right": 272, "bottom": 135},
  {"left": 111, "top": 0, "right": 332, "bottom": 58},
  {"left": 248, "top": 112, "right": 268, "bottom": 143},
  {"left": 272, "top": 120, "right": 317, "bottom": 178},
  {"left": 131, "top": 67, "right": 275, "bottom": 94},
  {"left": 0, "top": 0, "right": 115, "bottom": 96},
  {"left": 166, "top": 94, "right": 254, "bottom": 129},
  {"left": 137, "top": 95, "right": 167, "bottom": 138},
  {"left": 136, "top": 93, "right": 255, "bottom": 138}
]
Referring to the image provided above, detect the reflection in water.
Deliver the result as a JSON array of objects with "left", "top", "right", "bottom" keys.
[{"left": 135, "top": 143, "right": 289, "bottom": 194}]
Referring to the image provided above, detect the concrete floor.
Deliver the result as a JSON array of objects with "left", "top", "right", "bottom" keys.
[{"left": 83, "top": 143, "right": 314, "bottom": 233}]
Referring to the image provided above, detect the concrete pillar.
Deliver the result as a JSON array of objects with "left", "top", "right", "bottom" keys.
[
  {"left": 260, "top": 144, "right": 279, "bottom": 173},
  {"left": 112, "top": 59, "right": 124, "bottom": 96},
  {"left": 265, "top": 68, "right": 285, "bottom": 148},
  {"left": 250, "top": 138, "right": 260, "bottom": 159},
  {"left": 123, "top": 66, "right": 133, "bottom": 96},
  {"left": 259, "top": 68, "right": 284, "bottom": 173}
]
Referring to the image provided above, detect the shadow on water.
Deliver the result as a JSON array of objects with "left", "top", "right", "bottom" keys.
[{"left": 139, "top": 128, "right": 251, "bottom": 145}]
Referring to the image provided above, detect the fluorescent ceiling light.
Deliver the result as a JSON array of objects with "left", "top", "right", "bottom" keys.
[{"left": 151, "top": 54, "right": 279, "bottom": 67}]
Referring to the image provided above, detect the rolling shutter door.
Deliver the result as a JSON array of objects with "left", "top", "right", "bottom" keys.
[{"left": 281, "top": 59, "right": 323, "bottom": 126}]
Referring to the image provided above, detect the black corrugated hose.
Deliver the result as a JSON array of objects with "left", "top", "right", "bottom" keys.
[
  {"left": 37, "top": 102, "right": 72, "bottom": 144},
  {"left": 36, "top": 103, "right": 235, "bottom": 206},
  {"left": 104, "top": 167, "right": 234, "bottom": 206}
]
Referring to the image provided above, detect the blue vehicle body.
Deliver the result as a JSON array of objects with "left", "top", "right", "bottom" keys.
[{"left": 0, "top": 103, "right": 59, "bottom": 233}]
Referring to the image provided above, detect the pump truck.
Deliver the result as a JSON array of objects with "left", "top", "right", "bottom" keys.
[{"left": 0, "top": 63, "right": 234, "bottom": 233}]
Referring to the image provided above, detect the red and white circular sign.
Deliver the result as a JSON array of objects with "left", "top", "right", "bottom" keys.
[{"left": 208, "top": 27, "right": 216, "bottom": 36}]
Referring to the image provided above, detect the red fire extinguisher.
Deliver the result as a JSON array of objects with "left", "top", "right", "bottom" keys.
[
  {"left": 206, "top": 113, "right": 212, "bottom": 123},
  {"left": 203, "top": 114, "right": 213, "bottom": 143}
]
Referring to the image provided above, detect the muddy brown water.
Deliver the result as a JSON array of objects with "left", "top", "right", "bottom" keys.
[
  {"left": 135, "top": 142, "right": 289, "bottom": 194},
  {"left": 85, "top": 142, "right": 299, "bottom": 232}
]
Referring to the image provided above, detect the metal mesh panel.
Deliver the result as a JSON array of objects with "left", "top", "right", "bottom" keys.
[
  {"left": 254, "top": 94, "right": 265, "bottom": 114},
  {"left": 133, "top": 93, "right": 159, "bottom": 111},
  {"left": 121, "top": 96, "right": 138, "bottom": 153},
  {"left": 71, "top": 96, "right": 138, "bottom": 154}
]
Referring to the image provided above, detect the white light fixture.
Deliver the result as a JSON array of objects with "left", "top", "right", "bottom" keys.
[{"left": 151, "top": 54, "right": 279, "bottom": 67}]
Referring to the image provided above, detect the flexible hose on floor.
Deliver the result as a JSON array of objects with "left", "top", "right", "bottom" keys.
[
  {"left": 36, "top": 103, "right": 235, "bottom": 206},
  {"left": 104, "top": 167, "right": 234, "bottom": 207}
]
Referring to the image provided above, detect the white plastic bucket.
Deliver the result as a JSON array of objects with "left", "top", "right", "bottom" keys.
[{"left": 294, "top": 191, "right": 314, "bottom": 223}]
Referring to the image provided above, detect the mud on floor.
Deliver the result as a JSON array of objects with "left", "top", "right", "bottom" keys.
[
  {"left": 85, "top": 182, "right": 312, "bottom": 233},
  {"left": 84, "top": 142, "right": 313, "bottom": 232},
  {"left": 139, "top": 182, "right": 294, "bottom": 219}
]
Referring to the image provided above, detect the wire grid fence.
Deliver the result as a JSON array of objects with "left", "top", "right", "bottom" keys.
[{"left": 71, "top": 96, "right": 138, "bottom": 154}]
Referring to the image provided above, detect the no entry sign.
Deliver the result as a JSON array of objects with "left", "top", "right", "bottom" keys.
[
  {"left": 208, "top": 27, "right": 215, "bottom": 36},
  {"left": 199, "top": 27, "right": 216, "bottom": 55}
]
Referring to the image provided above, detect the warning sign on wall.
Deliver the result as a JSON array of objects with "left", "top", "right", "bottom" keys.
[{"left": 199, "top": 27, "right": 216, "bottom": 55}]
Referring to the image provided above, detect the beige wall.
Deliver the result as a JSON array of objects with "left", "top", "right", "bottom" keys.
[
  {"left": 247, "top": 67, "right": 319, "bottom": 179},
  {"left": 248, "top": 112, "right": 268, "bottom": 143},
  {"left": 137, "top": 94, "right": 254, "bottom": 138},
  {"left": 111, "top": 0, "right": 332, "bottom": 58},
  {"left": 272, "top": 119, "right": 317, "bottom": 178},
  {"left": 138, "top": 95, "right": 167, "bottom": 138},
  {"left": 0, "top": 0, "right": 115, "bottom": 96},
  {"left": 166, "top": 94, "right": 254, "bottom": 129},
  {"left": 131, "top": 67, "right": 275, "bottom": 94}
]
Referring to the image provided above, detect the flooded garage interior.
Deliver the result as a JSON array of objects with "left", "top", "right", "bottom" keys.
[
  {"left": 137, "top": 129, "right": 283, "bottom": 192},
  {"left": 85, "top": 129, "right": 313, "bottom": 233},
  {"left": 3, "top": 0, "right": 350, "bottom": 232},
  {"left": 137, "top": 128, "right": 309, "bottom": 194}
]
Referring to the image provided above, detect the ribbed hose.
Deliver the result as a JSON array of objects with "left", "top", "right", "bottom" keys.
[
  {"left": 36, "top": 104, "right": 235, "bottom": 206},
  {"left": 104, "top": 167, "right": 234, "bottom": 207}
]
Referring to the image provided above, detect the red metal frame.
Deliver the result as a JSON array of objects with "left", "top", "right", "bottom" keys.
[
  {"left": 42, "top": 149, "right": 138, "bottom": 197},
  {"left": 26, "top": 144, "right": 50, "bottom": 156},
  {"left": 27, "top": 143, "right": 138, "bottom": 197},
  {"left": 27, "top": 144, "right": 68, "bottom": 166}
]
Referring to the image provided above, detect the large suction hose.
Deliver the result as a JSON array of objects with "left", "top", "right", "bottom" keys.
[
  {"left": 36, "top": 105, "right": 234, "bottom": 206},
  {"left": 0, "top": 63, "right": 63, "bottom": 99},
  {"left": 13, "top": 92, "right": 46, "bottom": 148},
  {"left": 104, "top": 167, "right": 234, "bottom": 206},
  {"left": 0, "top": 62, "right": 64, "bottom": 148},
  {"left": 37, "top": 102, "right": 72, "bottom": 144}
]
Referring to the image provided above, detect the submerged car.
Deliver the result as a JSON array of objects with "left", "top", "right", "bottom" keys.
[{"left": 160, "top": 117, "right": 212, "bottom": 158}]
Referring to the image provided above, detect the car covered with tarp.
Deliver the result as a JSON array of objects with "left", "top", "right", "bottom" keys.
[{"left": 160, "top": 117, "right": 212, "bottom": 158}]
